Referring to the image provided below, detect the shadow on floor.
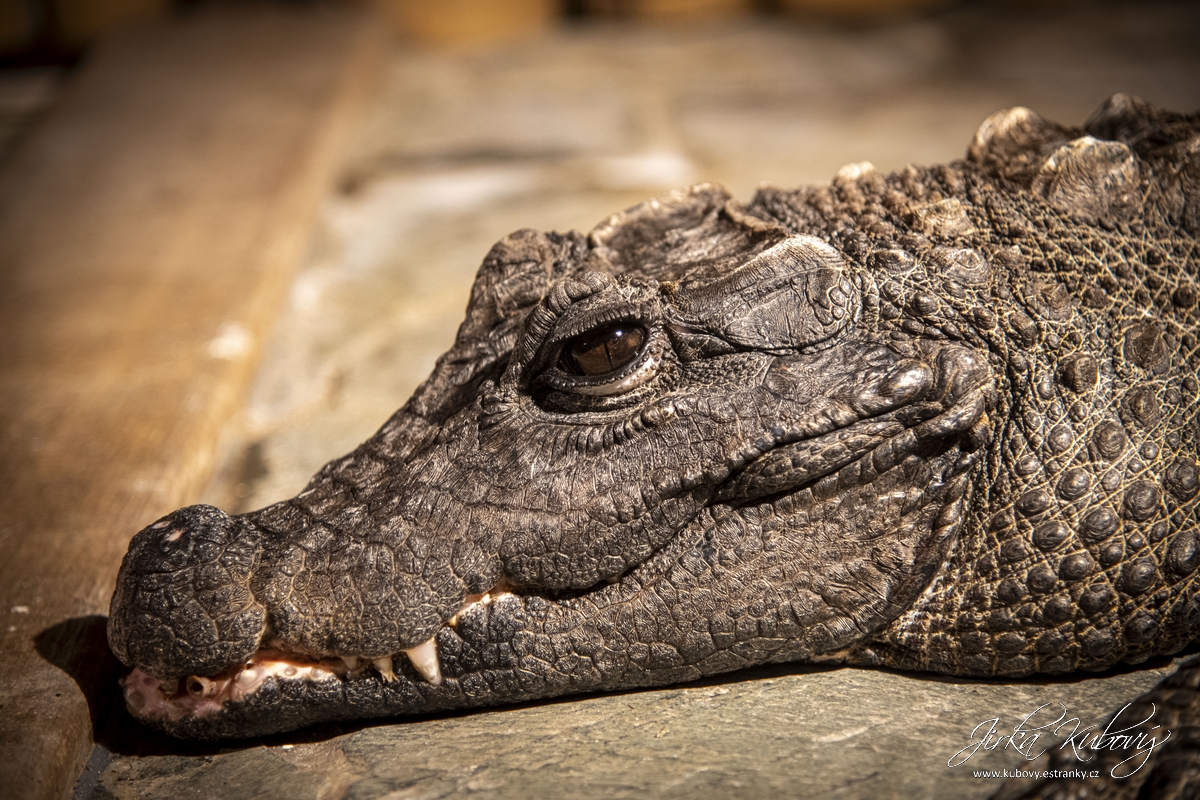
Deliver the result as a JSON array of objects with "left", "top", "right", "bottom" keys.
[{"left": 35, "top": 616, "right": 228, "bottom": 758}]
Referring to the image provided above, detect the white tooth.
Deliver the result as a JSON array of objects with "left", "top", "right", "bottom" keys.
[
  {"left": 404, "top": 638, "right": 442, "bottom": 686},
  {"left": 372, "top": 655, "right": 397, "bottom": 682},
  {"left": 341, "top": 655, "right": 361, "bottom": 671}
]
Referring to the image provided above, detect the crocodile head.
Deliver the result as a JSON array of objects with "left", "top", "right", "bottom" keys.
[{"left": 108, "top": 95, "right": 1200, "bottom": 739}]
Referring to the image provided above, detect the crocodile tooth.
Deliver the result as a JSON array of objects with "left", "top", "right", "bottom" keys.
[
  {"left": 404, "top": 637, "right": 442, "bottom": 686},
  {"left": 341, "top": 655, "right": 360, "bottom": 671},
  {"left": 372, "top": 655, "right": 397, "bottom": 682}
]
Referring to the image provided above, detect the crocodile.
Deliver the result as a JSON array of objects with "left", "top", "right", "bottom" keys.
[{"left": 108, "top": 94, "right": 1199, "bottom": 788}]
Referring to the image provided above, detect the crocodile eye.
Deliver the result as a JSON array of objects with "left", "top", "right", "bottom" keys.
[{"left": 558, "top": 323, "right": 647, "bottom": 377}]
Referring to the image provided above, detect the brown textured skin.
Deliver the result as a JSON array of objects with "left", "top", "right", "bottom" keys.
[
  {"left": 742, "top": 97, "right": 1200, "bottom": 681},
  {"left": 108, "top": 95, "right": 1199, "bottom": 796}
]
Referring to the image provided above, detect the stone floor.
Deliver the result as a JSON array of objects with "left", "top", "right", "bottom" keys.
[
  {"left": 76, "top": 659, "right": 1187, "bottom": 799},
  {"left": 79, "top": 2, "right": 1200, "bottom": 798}
]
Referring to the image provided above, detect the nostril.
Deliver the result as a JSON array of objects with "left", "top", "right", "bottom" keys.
[{"left": 165, "top": 529, "right": 183, "bottom": 543}]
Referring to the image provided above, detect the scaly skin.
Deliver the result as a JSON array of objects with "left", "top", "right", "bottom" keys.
[{"left": 109, "top": 94, "right": 1199, "bottom": 794}]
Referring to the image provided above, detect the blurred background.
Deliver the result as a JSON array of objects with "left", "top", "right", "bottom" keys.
[
  {"left": 1, "top": 2, "right": 1199, "bottom": 797},
  {"left": 3, "top": 0, "right": 1199, "bottom": 180}
]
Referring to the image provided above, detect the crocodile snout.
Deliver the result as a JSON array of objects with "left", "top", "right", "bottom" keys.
[{"left": 108, "top": 504, "right": 267, "bottom": 681}]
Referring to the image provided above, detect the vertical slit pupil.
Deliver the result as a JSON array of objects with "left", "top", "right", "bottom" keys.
[{"left": 562, "top": 323, "right": 646, "bottom": 377}]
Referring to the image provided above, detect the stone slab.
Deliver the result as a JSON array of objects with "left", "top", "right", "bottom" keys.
[{"left": 83, "top": 659, "right": 1185, "bottom": 800}]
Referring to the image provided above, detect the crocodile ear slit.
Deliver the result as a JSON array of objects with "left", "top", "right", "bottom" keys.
[{"left": 670, "top": 236, "right": 859, "bottom": 353}]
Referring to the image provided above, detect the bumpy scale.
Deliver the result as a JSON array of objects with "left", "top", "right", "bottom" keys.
[{"left": 108, "top": 93, "right": 1199, "bottom": 797}]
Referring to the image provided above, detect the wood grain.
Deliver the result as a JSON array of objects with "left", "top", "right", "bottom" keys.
[{"left": 0, "top": 10, "right": 381, "bottom": 798}]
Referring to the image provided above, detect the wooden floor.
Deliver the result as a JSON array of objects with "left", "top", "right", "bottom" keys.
[{"left": 0, "top": 10, "right": 381, "bottom": 799}]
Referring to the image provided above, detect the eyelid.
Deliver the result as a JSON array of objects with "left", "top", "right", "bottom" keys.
[
  {"left": 566, "top": 349, "right": 661, "bottom": 396},
  {"left": 542, "top": 304, "right": 644, "bottom": 350}
]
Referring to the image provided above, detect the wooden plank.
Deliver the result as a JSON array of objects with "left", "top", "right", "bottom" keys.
[
  {"left": 370, "top": 0, "right": 558, "bottom": 47},
  {"left": 0, "top": 9, "right": 382, "bottom": 799},
  {"left": 629, "top": 0, "right": 752, "bottom": 20}
]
